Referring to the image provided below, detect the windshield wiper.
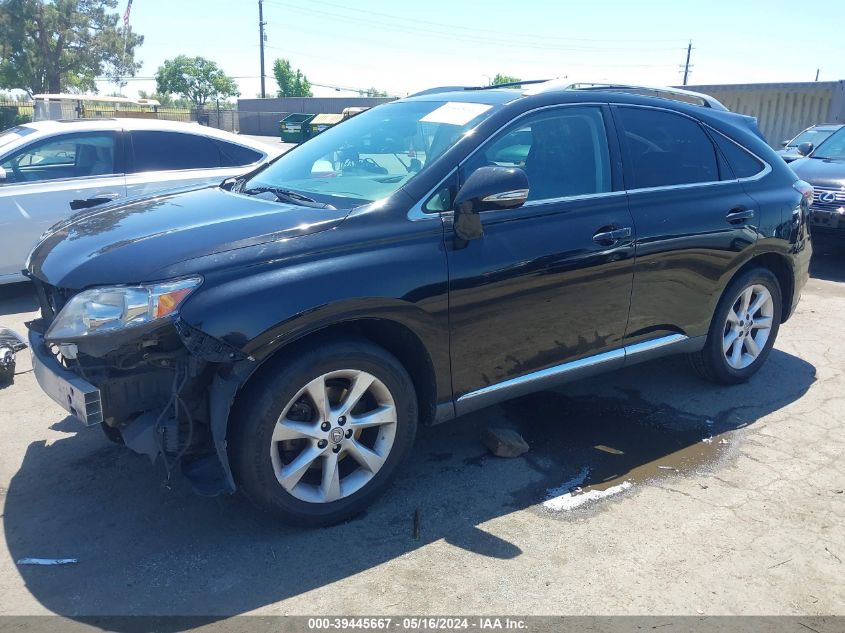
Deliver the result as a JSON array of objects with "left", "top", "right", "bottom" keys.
[{"left": 242, "top": 186, "right": 336, "bottom": 209}]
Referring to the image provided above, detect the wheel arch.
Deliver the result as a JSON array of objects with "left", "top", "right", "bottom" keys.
[
  {"left": 232, "top": 317, "right": 445, "bottom": 428},
  {"left": 732, "top": 250, "right": 795, "bottom": 323}
]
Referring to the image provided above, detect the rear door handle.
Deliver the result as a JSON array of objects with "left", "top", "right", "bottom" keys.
[
  {"left": 726, "top": 208, "right": 755, "bottom": 224},
  {"left": 592, "top": 226, "right": 632, "bottom": 244}
]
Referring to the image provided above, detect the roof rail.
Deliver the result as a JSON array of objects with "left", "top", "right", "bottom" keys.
[
  {"left": 409, "top": 79, "right": 551, "bottom": 98},
  {"left": 466, "top": 79, "right": 551, "bottom": 91},
  {"left": 524, "top": 80, "right": 728, "bottom": 111}
]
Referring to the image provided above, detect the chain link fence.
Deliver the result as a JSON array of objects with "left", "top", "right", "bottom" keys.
[{"left": 0, "top": 99, "right": 239, "bottom": 133}]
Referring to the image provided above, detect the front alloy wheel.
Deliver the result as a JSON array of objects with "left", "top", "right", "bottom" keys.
[
  {"left": 230, "top": 339, "right": 417, "bottom": 526},
  {"left": 271, "top": 370, "right": 397, "bottom": 504}
]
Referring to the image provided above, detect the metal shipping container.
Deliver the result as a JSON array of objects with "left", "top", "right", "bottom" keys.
[{"left": 683, "top": 81, "right": 845, "bottom": 148}]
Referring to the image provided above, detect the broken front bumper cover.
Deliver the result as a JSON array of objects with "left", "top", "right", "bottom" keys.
[{"left": 29, "top": 329, "right": 103, "bottom": 426}]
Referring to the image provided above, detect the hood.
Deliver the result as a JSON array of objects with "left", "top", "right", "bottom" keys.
[
  {"left": 28, "top": 186, "right": 350, "bottom": 289},
  {"left": 789, "top": 157, "right": 845, "bottom": 189}
]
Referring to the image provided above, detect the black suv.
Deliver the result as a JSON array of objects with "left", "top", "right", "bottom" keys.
[{"left": 26, "top": 81, "right": 812, "bottom": 525}]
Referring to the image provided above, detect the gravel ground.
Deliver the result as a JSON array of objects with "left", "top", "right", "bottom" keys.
[{"left": 0, "top": 234, "right": 842, "bottom": 621}]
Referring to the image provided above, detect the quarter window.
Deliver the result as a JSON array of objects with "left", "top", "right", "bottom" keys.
[
  {"left": 0, "top": 132, "right": 117, "bottom": 184},
  {"left": 616, "top": 107, "right": 718, "bottom": 189},
  {"left": 215, "top": 140, "right": 263, "bottom": 167},
  {"left": 130, "top": 131, "right": 221, "bottom": 172},
  {"left": 462, "top": 106, "right": 612, "bottom": 202},
  {"left": 711, "top": 132, "right": 765, "bottom": 179}
]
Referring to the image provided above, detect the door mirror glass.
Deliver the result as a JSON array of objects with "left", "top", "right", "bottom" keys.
[
  {"left": 453, "top": 166, "right": 529, "bottom": 241},
  {"left": 454, "top": 165, "right": 529, "bottom": 214},
  {"left": 797, "top": 142, "right": 814, "bottom": 157}
]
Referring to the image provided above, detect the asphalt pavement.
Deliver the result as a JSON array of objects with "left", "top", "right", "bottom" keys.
[{"left": 0, "top": 234, "right": 842, "bottom": 621}]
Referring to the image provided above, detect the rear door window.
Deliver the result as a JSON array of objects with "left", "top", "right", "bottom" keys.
[
  {"left": 129, "top": 131, "right": 221, "bottom": 173},
  {"left": 615, "top": 107, "right": 719, "bottom": 189}
]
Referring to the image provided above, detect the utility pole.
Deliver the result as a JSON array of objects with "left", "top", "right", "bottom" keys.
[
  {"left": 815, "top": 68, "right": 820, "bottom": 82},
  {"left": 682, "top": 41, "right": 692, "bottom": 86},
  {"left": 259, "top": 0, "right": 267, "bottom": 98}
]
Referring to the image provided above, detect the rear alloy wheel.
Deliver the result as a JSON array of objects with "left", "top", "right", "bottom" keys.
[
  {"left": 689, "top": 267, "right": 782, "bottom": 384},
  {"left": 721, "top": 284, "right": 774, "bottom": 370},
  {"left": 230, "top": 339, "right": 417, "bottom": 526}
]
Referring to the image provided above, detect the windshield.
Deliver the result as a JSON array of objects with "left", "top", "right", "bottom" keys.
[
  {"left": 0, "top": 125, "right": 36, "bottom": 150},
  {"left": 811, "top": 127, "right": 845, "bottom": 160},
  {"left": 787, "top": 127, "right": 835, "bottom": 148},
  {"left": 240, "top": 100, "right": 497, "bottom": 208}
]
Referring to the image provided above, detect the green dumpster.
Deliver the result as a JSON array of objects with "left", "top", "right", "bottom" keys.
[
  {"left": 307, "top": 113, "right": 344, "bottom": 137},
  {"left": 279, "top": 113, "right": 315, "bottom": 143}
]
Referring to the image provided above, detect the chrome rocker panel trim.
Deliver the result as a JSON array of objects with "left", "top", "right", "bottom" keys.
[{"left": 455, "top": 333, "right": 702, "bottom": 416}]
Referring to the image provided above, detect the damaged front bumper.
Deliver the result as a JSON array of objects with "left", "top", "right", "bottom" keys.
[
  {"left": 27, "top": 317, "right": 253, "bottom": 497},
  {"left": 29, "top": 329, "right": 103, "bottom": 425}
]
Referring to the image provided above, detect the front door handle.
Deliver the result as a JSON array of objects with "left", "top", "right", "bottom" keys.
[
  {"left": 726, "top": 208, "right": 755, "bottom": 224},
  {"left": 69, "top": 197, "right": 116, "bottom": 211},
  {"left": 592, "top": 226, "right": 632, "bottom": 244}
]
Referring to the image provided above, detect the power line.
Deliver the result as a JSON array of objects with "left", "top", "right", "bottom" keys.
[
  {"left": 263, "top": 1, "right": 685, "bottom": 53},
  {"left": 264, "top": 0, "right": 686, "bottom": 47}
]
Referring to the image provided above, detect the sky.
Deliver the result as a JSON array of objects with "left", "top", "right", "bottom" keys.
[{"left": 96, "top": 0, "right": 845, "bottom": 100}]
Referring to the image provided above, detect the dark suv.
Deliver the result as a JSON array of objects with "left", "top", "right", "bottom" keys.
[
  {"left": 25, "top": 81, "right": 812, "bottom": 525},
  {"left": 788, "top": 125, "right": 845, "bottom": 234}
]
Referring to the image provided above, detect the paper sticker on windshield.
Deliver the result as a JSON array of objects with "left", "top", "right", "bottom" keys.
[{"left": 420, "top": 102, "right": 493, "bottom": 126}]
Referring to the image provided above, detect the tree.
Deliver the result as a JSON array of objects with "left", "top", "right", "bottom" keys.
[
  {"left": 272, "top": 58, "right": 312, "bottom": 97},
  {"left": 360, "top": 87, "right": 388, "bottom": 97},
  {"left": 492, "top": 74, "right": 521, "bottom": 86},
  {"left": 155, "top": 55, "right": 239, "bottom": 108},
  {"left": 0, "top": 0, "right": 143, "bottom": 95}
]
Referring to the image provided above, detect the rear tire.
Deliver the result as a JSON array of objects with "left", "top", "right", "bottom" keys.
[
  {"left": 689, "top": 267, "right": 782, "bottom": 385},
  {"left": 229, "top": 338, "right": 417, "bottom": 526}
]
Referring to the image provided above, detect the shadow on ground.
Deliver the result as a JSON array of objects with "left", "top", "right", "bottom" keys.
[
  {"left": 0, "top": 282, "right": 38, "bottom": 318},
  {"left": 3, "top": 347, "right": 815, "bottom": 621},
  {"left": 809, "top": 233, "right": 845, "bottom": 283}
]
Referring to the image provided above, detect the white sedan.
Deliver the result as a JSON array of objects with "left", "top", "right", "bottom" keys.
[{"left": 0, "top": 119, "right": 281, "bottom": 284}]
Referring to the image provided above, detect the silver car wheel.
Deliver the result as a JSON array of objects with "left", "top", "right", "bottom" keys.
[
  {"left": 722, "top": 283, "right": 774, "bottom": 370},
  {"left": 269, "top": 369, "right": 397, "bottom": 504}
]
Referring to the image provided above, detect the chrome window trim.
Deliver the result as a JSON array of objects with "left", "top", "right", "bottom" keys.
[
  {"left": 406, "top": 102, "right": 774, "bottom": 220},
  {"left": 0, "top": 172, "right": 126, "bottom": 188},
  {"left": 456, "top": 333, "right": 689, "bottom": 408}
]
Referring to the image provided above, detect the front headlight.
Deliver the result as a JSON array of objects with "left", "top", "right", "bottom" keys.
[{"left": 45, "top": 276, "right": 202, "bottom": 340}]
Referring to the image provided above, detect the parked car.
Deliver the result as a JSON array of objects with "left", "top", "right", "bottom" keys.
[
  {"left": 776, "top": 124, "right": 843, "bottom": 163},
  {"left": 25, "top": 81, "right": 812, "bottom": 526},
  {"left": 789, "top": 126, "right": 845, "bottom": 234},
  {"left": 0, "top": 119, "right": 280, "bottom": 284}
]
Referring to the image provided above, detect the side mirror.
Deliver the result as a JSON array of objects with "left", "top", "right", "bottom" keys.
[
  {"left": 797, "top": 142, "right": 814, "bottom": 157},
  {"left": 0, "top": 166, "right": 6, "bottom": 182},
  {"left": 453, "top": 166, "right": 529, "bottom": 241}
]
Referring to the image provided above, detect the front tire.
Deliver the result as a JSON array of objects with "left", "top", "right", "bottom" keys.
[
  {"left": 689, "top": 267, "right": 782, "bottom": 384},
  {"left": 229, "top": 338, "right": 417, "bottom": 526}
]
